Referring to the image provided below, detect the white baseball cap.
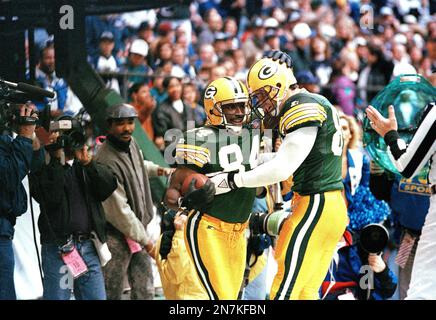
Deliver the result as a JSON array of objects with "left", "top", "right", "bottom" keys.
[
  {"left": 393, "top": 33, "right": 408, "bottom": 45},
  {"left": 380, "top": 6, "right": 393, "bottom": 16},
  {"left": 129, "top": 39, "right": 149, "bottom": 57},
  {"left": 293, "top": 23, "right": 312, "bottom": 40},
  {"left": 319, "top": 23, "right": 336, "bottom": 39},
  {"left": 264, "top": 17, "right": 279, "bottom": 29},
  {"left": 393, "top": 62, "right": 417, "bottom": 77},
  {"left": 355, "top": 36, "right": 367, "bottom": 47},
  {"left": 404, "top": 15, "right": 417, "bottom": 24}
]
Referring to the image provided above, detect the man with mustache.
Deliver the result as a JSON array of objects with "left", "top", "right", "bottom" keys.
[{"left": 94, "top": 103, "right": 155, "bottom": 300}]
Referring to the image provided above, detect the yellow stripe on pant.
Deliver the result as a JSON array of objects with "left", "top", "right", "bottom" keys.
[
  {"left": 271, "top": 190, "right": 348, "bottom": 300},
  {"left": 185, "top": 212, "right": 248, "bottom": 300}
]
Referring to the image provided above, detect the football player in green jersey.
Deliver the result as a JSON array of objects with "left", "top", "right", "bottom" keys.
[
  {"left": 209, "top": 51, "right": 348, "bottom": 300},
  {"left": 165, "top": 76, "right": 266, "bottom": 299}
]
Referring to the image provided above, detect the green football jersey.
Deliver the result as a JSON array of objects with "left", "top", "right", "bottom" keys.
[
  {"left": 278, "top": 91, "right": 344, "bottom": 195},
  {"left": 176, "top": 126, "right": 260, "bottom": 223}
]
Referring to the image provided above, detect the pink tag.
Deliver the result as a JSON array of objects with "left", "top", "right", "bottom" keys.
[
  {"left": 61, "top": 247, "right": 88, "bottom": 279},
  {"left": 126, "top": 237, "right": 142, "bottom": 254}
]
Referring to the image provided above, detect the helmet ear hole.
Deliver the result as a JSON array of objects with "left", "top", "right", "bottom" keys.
[{"left": 276, "top": 83, "right": 281, "bottom": 88}]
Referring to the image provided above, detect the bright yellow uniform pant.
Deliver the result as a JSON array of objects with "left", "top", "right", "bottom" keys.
[
  {"left": 270, "top": 190, "right": 348, "bottom": 300},
  {"left": 185, "top": 212, "right": 248, "bottom": 300}
]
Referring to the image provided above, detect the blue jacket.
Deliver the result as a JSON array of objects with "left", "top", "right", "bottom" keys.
[
  {"left": 0, "top": 135, "right": 35, "bottom": 237},
  {"left": 321, "top": 231, "right": 397, "bottom": 300},
  {"left": 390, "top": 175, "right": 430, "bottom": 232}
]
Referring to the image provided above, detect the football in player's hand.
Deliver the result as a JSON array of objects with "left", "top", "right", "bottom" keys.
[{"left": 181, "top": 173, "right": 209, "bottom": 196}]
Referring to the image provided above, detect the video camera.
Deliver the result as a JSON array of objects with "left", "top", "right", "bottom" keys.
[
  {"left": 46, "top": 115, "right": 87, "bottom": 152},
  {"left": 359, "top": 223, "right": 389, "bottom": 255},
  {"left": 0, "top": 78, "right": 53, "bottom": 132}
]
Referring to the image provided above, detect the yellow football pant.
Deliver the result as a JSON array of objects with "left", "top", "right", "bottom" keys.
[
  {"left": 270, "top": 190, "right": 348, "bottom": 300},
  {"left": 185, "top": 212, "right": 248, "bottom": 300}
]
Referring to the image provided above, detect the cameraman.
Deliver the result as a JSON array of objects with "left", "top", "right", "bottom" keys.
[
  {"left": 0, "top": 103, "right": 41, "bottom": 300},
  {"left": 29, "top": 126, "right": 117, "bottom": 300}
]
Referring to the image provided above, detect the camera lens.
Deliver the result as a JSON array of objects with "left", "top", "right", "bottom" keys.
[{"left": 68, "top": 130, "right": 86, "bottom": 149}]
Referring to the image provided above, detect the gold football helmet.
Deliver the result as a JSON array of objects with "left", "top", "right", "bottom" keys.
[
  {"left": 203, "top": 77, "right": 250, "bottom": 126},
  {"left": 247, "top": 57, "right": 297, "bottom": 117}
]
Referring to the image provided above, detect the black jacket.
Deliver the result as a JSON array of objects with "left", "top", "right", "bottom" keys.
[
  {"left": 366, "top": 59, "right": 394, "bottom": 103},
  {"left": 152, "top": 98, "right": 196, "bottom": 138},
  {"left": 30, "top": 157, "right": 117, "bottom": 244}
]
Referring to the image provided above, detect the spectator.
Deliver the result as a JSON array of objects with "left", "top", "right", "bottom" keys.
[
  {"left": 182, "top": 82, "right": 206, "bottom": 127},
  {"left": 198, "top": 8, "right": 223, "bottom": 46},
  {"left": 289, "top": 23, "right": 312, "bottom": 74},
  {"left": 330, "top": 51, "right": 358, "bottom": 116},
  {"left": 355, "top": 37, "right": 369, "bottom": 70},
  {"left": 174, "top": 26, "right": 196, "bottom": 58},
  {"left": 1, "top": 104, "right": 41, "bottom": 300},
  {"left": 213, "top": 32, "right": 230, "bottom": 59},
  {"left": 220, "top": 56, "right": 237, "bottom": 77},
  {"left": 129, "top": 82, "right": 156, "bottom": 141},
  {"left": 150, "top": 70, "right": 169, "bottom": 106},
  {"left": 233, "top": 48, "right": 249, "bottom": 81},
  {"left": 209, "top": 65, "right": 227, "bottom": 81},
  {"left": 153, "top": 40, "right": 173, "bottom": 70},
  {"left": 136, "top": 21, "right": 155, "bottom": 46},
  {"left": 30, "top": 128, "right": 117, "bottom": 300},
  {"left": 171, "top": 45, "right": 196, "bottom": 79},
  {"left": 310, "top": 35, "right": 332, "bottom": 87},
  {"left": 122, "top": 39, "right": 152, "bottom": 88},
  {"left": 152, "top": 77, "right": 196, "bottom": 150},
  {"left": 331, "top": 15, "right": 355, "bottom": 57},
  {"left": 95, "top": 104, "right": 156, "bottom": 300},
  {"left": 321, "top": 229, "right": 398, "bottom": 300},
  {"left": 223, "top": 17, "right": 240, "bottom": 49},
  {"left": 154, "top": 210, "right": 208, "bottom": 299},
  {"left": 194, "top": 43, "right": 217, "bottom": 72},
  {"left": 264, "top": 29, "right": 281, "bottom": 52},
  {"left": 296, "top": 70, "right": 320, "bottom": 94},
  {"left": 409, "top": 45, "right": 424, "bottom": 74},
  {"left": 392, "top": 43, "right": 410, "bottom": 67},
  {"left": 92, "top": 31, "right": 121, "bottom": 93},
  {"left": 35, "top": 44, "right": 83, "bottom": 116},
  {"left": 85, "top": 15, "right": 125, "bottom": 62},
  {"left": 242, "top": 17, "right": 266, "bottom": 62},
  {"left": 357, "top": 44, "right": 394, "bottom": 107}
]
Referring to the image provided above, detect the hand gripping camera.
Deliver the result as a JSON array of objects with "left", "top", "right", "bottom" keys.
[{"left": 46, "top": 115, "right": 86, "bottom": 152}]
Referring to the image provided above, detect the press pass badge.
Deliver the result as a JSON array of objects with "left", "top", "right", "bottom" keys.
[
  {"left": 126, "top": 237, "right": 142, "bottom": 254},
  {"left": 61, "top": 247, "right": 88, "bottom": 279}
]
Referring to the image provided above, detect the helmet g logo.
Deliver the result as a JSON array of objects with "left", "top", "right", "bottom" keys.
[
  {"left": 258, "top": 63, "right": 278, "bottom": 80},
  {"left": 205, "top": 86, "right": 217, "bottom": 99}
]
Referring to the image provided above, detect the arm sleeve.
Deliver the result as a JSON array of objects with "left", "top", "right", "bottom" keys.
[
  {"left": 258, "top": 152, "right": 276, "bottom": 165},
  {"left": 235, "top": 126, "right": 318, "bottom": 188},
  {"left": 85, "top": 161, "right": 117, "bottom": 201},
  {"left": 143, "top": 160, "right": 160, "bottom": 178},
  {"left": 373, "top": 266, "right": 398, "bottom": 299},
  {"left": 384, "top": 106, "right": 436, "bottom": 178},
  {"left": 101, "top": 180, "right": 149, "bottom": 246},
  {"left": 0, "top": 136, "right": 33, "bottom": 191}
]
